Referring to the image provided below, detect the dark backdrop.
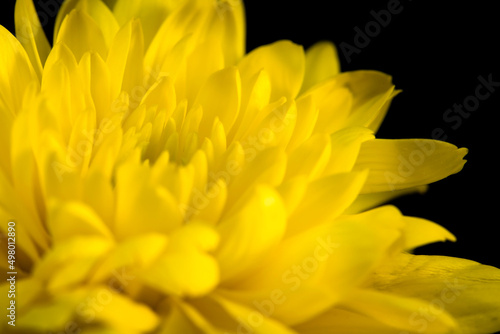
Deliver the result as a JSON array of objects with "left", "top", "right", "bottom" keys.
[{"left": 2, "top": 1, "right": 499, "bottom": 270}]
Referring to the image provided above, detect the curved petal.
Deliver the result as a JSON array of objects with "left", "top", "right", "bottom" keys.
[
  {"left": 238, "top": 40, "right": 305, "bottom": 101},
  {"left": 14, "top": 0, "right": 51, "bottom": 79},
  {"left": 216, "top": 185, "right": 287, "bottom": 285},
  {"left": 353, "top": 139, "right": 468, "bottom": 193},
  {"left": 301, "top": 41, "right": 340, "bottom": 94}
]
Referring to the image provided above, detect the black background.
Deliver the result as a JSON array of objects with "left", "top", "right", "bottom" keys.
[{"left": 2, "top": 1, "right": 499, "bottom": 271}]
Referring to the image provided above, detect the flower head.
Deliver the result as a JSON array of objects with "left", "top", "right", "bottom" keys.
[{"left": 1, "top": 0, "right": 500, "bottom": 333}]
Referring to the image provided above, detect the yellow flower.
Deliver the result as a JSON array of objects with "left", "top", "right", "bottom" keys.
[{"left": 1, "top": 0, "right": 499, "bottom": 333}]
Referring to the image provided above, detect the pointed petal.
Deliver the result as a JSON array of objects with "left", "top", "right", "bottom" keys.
[
  {"left": 323, "top": 126, "right": 375, "bottom": 175},
  {"left": 194, "top": 67, "right": 241, "bottom": 140},
  {"left": 212, "top": 295, "right": 299, "bottom": 334},
  {"left": 402, "top": 216, "right": 456, "bottom": 251},
  {"left": 238, "top": 40, "right": 305, "bottom": 101},
  {"left": 353, "top": 139, "right": 468, "bottom": 193},
  {"left": 372, "top": 253, "right": 500, "bottom": 334},
  {"left": 15, "top": 0, "right": 51, "bottom": 80},
  {"left": 0, "top": 26, "right": 38, "bottom": 113},
  {"left": 286, "top": 171, "right": 368, "bottom": 237},
  {"left": 141, "top": 222, "right": 219, "bottom": 297},
  {"left": 47, "top": 200, "right": 114, "bottom": 244},
  {"left": 56, "top": 9, "right": 108, "bottom": 61},
  {"left": 342, "top": 289, "right": 457, "bottom": 334},
  {"left": 286, "top": 134, "right": 331, "bottom": 181},
  {"left": 301, "top": 41, "right": 340, "bottom": 93},
  {"left": 216, "top": 185, "right": 287, "bottom": 285}
]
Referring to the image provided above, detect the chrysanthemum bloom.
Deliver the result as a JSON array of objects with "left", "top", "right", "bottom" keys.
[{"left": 1, "top": 0, "right": 499, "bottom": 333}]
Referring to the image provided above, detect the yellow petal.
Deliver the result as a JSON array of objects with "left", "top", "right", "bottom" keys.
[
  {"left": 194, "top": 66, "right": 241, "bottom": 140},
  {"left": 212, "top": 295, "right": 299, "bottom": 334},
  {"left": 89, "top": 233, "right": 167, "bottom": 287},
  {"left": 209, "top": 0, "right": 246, "bottom": 66},
  {"left": 323, "top": 126, "right": 375, "bottom": 175},
  {"left": 337, "top": 70, "right": 396, "bottom": 130},
  {"left": 14, "top": 0, "right": 51, "bottom": 80},
  {"left": 0, "top": 26, "right": 38, "bottom": 113},
  {"left": 56, "top": 9, "right": 108, "bottom": 61},
  {"left": 286, "top": 171, "right": 368, "bottom": 237},
  {"left": 233, "top": 207, "right": 403, "bottom": 325},
  {"left": 286, "top": 133, "right": 331, "bottom": 181},
  {"left": 33, "top": 236, "right": 113, "bottom": 291},
  {"left": 16, "top": 289, "right": 87, "bottom": 332},
  {"left": 276, "top": 176, "right": 309, "bottom": 215},
  {"left": 75, "top": 0, "right": 120, "bottom": 47},
  {"left": 402, "top": 216, "right": 456, "bottom": 251},
  {"left": 242, "top": 99, "right": 297, "bottom": 151},
  {"left": 106, "top": 18, "right": 144, "bottom": 100},
  {"left": 79, "top": 51, "right": 113, "bottom": 123},
  {"left": 342, "top": 289, "right": 457, "bottom": 334},
  {"left": 229, "top": 69, "right": 272, "bottom": 143},
  {"left": 216, "top": 185, "right": 287, "bottom": 285},
  {"left": 142, "top": 222, "right": 219, "bottom": 297},
  {"left": 286, "top": 94, "right": 319, "bottom": 152},
  {"left": 301, "top": 41, "right": 340, "bottom": 93},
  {"left": 114, "top": 162, "right": 182, "bottom": 239},
  {"left": 91, "top": 287, "right": 159, "bottom": 332},
  {"left": 345, "top": 185, "right": 428, "bottom": 214},
  {"left": 184, "top": 41, "right": 225, "bottom": 103},
  {"left": 302, "top": 70, "right": 396, "bottom": 134},
  {"left": 112, "top": 0, "right": 178, "bottom": 48},
  {"left": 238, "top": 40, "right": 305, "bottom": 101},
  {"left": 225, "top": 147, "right": 287, "bottom": 211},
  {"left": 302, "top": 81, "right": 352, "bottom": 135},
  {"left": 353, "top": 139, "right": 468, "bottom": 193},
  {"left": 294, "top": 306, "right": 413, "bottom": 334},
  {"left": 372, "top": 253, "right": 500, "bottom": 334},
  {"left": 47, "top": 200, "right": 114, "bottom": 244},
  {"left": 189, "top": 178, "right": 228, "bottom": 224}
]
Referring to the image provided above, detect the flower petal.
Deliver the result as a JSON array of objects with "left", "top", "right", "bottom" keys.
[
  {"left": 216, "top": 185, "right": 287, "bottom": 285},
  {"left": 301, "top": 41, "right": 340, "bottom": 93},
  {"left": 141, "top": 222, "right": 219, "bottom": 297},
  {"left": 238, "top": 40, "right": 305, "bottom": 101},
  {"left": 194, "top": 67, "right": 241, "bottom": 140},
  {"left": 0, "top": 26, "right": 38, "bottom": 113},
  {"left": 47, "top": 200, "right": 114, "bottom": 244},
  {"left": 14, "top": 0, "right": 51, "bottom": 80},
  {"left": 401, "top": 216, "right": 456, "bottom": 251},
  {"left": 286, "top": 170, "right": 368, "bottom": 237},
  {"left": 353, "top": 139, "right": 468, "bottom": 193},
  {"left": 371, "top": 253, "right": 500, "bottom": 334},
  {"left": 323, "top": 126, "right": 375, "bottom": 175},
  {"left": 56, "top": 9, "right": 108, "bottom": 61},
  {"left": 212, "top": 294, "right": 299, "bottom": 334},
  {"left": 341, "top": 289, "right": 457, "bottom": 334}
]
